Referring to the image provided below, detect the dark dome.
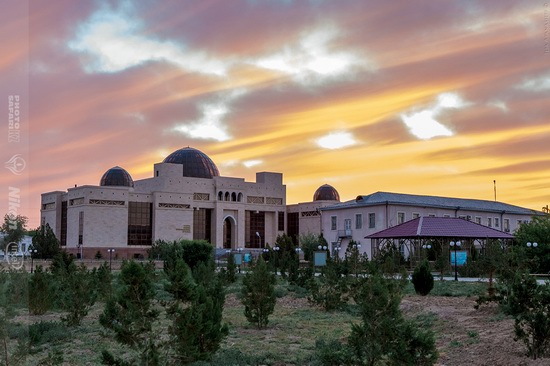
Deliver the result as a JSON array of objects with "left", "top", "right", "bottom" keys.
[
  {"left": 100, "top": 166, "right": 134, "bottom": 187},
  {"left": 162, "top": 147, "right": 220, "bottom": 179},
  {"left": 313, "top": 184, "right": 340, "bottom": 201}
]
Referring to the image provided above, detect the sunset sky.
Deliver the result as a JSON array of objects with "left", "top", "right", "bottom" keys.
[{"left": 2, "top": 0, "right": 549, "bottom": 228}]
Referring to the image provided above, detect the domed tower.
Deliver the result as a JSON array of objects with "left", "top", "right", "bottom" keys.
[
  {"left": 100, "top": 166, "right": 134, "bottom": 187},
  {"left": 162, "top": 147, "right": 220, "bottom": 179},
  {"left": 313, "top": 184, "right": 340, "bottom": 201}
]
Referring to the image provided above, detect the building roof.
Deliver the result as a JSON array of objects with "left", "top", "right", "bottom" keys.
[
  {"left": 321, "top": 191, "right": 540, "bottom": 215},
  {"left": 162, "top": 147, "right": 220, "bottom": 179},
  {"left": 367, "top": 216, "right": 515, "bottom": 239},
  {"left": 313, "top": 184, "right": 340, "bottom": 201},
  {"left": 100, "top": 166, "right": 134, "bottom": 187}
]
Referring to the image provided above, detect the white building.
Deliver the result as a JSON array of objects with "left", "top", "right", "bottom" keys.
[
  {"left": 0, "top": 234, "right": 32, "bottom": 258},
  {"left": 320, "top": 191, "right": 542, "bottom": 259}
]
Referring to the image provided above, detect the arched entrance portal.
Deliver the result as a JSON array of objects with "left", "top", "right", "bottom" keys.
[{"left": 223, "top": 216, "right": 236, "bottom": 249}]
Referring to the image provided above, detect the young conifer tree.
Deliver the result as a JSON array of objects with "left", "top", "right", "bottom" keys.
[
  {"left": 241, "top": 256, "right": 277, "bottom": 329},
  {"left": 99, "top": 261, "right": 160, "bottom": 366}
]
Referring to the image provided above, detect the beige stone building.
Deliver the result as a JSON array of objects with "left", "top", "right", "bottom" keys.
[
  {"left": 41, "top": 147, "right": 287, "bottom": 259},
  {"left": 40, "top": 147, "right": 542, "bottom": 260}
]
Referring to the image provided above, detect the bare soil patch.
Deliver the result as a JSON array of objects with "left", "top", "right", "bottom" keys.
[{"left": 401, "top": 295, "right": 548, "bottom": 366}]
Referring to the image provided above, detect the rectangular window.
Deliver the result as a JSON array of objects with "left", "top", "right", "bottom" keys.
[
  {"left": 397, "top": 212, "right": 405, "bottom": 224},
  {"left": 355, "top": 214, "right": 362, "bottom": 229},
  {"left": 368, "top": 213, "right": 376, "bottom": 228},
  {"left": 60, "top": 201, "right": 68, "bottom": 246},
  {"left": 444, "top": 214, "right": 452, "bottom": 218},
  {"left": 128, "top": 202, "right": 153, "bottom": 246},
  {"left": 428, "top": 214, "right": 436, "bottom": 217},
  {"left": 488, "top": 218, "right": 492, "bottom": 227},
  {"left": 495, "top": 217, "right": 500, "bottom": 228},
  {"left": 287, "top": 212, "right": 299, "bottom": 244},
  {"left": 193, "top": 208, "right": 212, "bottom": 243},
  {"left": 278, "top": 211, "right": 285, "bottom": 231},
  {"left": 331, "top": 216, "right": 337, "bottom": 231},
  {"left": 504, "top": 219, "right": 510, "bottom": 232},
  {"left": 344, "top": 219, "right": 351, "bottom": 230},
  {"left": 78, "top": 211, "right": 84, "bottom": 245},
  {"left": 412, "top": 213, "right": 420, "bottom": 219},
  {"left": 245, "top": 211, "right": 265, "bottom": 248}
]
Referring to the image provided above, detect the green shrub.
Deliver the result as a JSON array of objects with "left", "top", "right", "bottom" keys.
[
  {"left": 5, "top": 270, "right": 29, "bottom": 307},
  {"left": 169, "top": 280, "right": 229, "bottom": 363},
  {"left": 241, "top": 256, "right": 276, "bottom": 329},
  {"left": 93, "top": 262, "right": 113, "bottom": 301},
  {"left": 346, "top": 273, "right": 438, "bottom": 365},
  {"left": 58, "top": 263, "right": 97, "bottom": 326},
  {"left": 100, "top": 261, "right": 160, "bottom": 365},
  {"left": 225, "top": 253, "right": 237, "bottom": 284},
  {"left": 308, "top": 258, "right": 349, "bottom": 311},
  {"left": 28, "top": 321, "right": 70, "bottom": 346},
  {"left": 37, "top": 348, "right": 64, "bottom": 365},
  {"left": 189, "top": 348, "right": 275, "bottom": 366},
  {"left": 315, "top": 337, "right": 353, "bottom": 365},
  {"left": 457, "top": 259, "right": 484, "bottom": 278},
  {"left": 412, "top": 260, "right": 434, "bottom": 296},
  {"left": 28, "top": 266, "right": 52, "bottom": 315},
  {"left": 508, "top": 272, "right": 550, "bottom": 359},
  {"left": 155, "top": 240, "right": 214, "bottom": 274}
]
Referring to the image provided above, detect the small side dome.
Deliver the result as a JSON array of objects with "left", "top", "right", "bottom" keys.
[
  {"left": 162, "top": 147, "right": 220, "bottom": 179},
  {"left": 313, "top": 184, "right": 340, "bottom": 201},
  {"left": 100, "top": 166, "right": 134, "bottom": 187}
]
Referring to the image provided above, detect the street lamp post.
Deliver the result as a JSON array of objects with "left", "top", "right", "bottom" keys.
[
  {"left": 450, "top": 241, "right": 461, "bottom": 281},
  {"left": 107, "top": 249, "right": 115, "bottom": 271},
  {"left": 332, "top": 244, "right": 341, "bottom": 261},
  {"left": 273, "top": 246, "right": 280, "bottom": 273},
  {"left": 295, "top": 247, "right": 301, "bottom": 268},
  {"left": 237, "top": 247, "right": 243, "bottom": 273},
  {"left": 422, "top": 244, "right": 432, "bottom": 261},
  {"left": 526, "top": 242, "right": 538, "bottom": 271},
  {"left": 352, "top": 242, "right": 361, "bottom": 278},
  {"left": 256, "top": 232, "right": 262, "bottom": 248},
  {"left": 29, "top": 249, "right": 37, "bottom": 273}
]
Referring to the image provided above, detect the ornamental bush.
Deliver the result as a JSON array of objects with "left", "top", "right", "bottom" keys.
[
  {"left": 241, "top": 256, "right": 276, "bottom": 329},
  {"left": 412, "top": 260, "right": 434, "bottom": 296},
  {"left": 347, "top": 273, "right": 438, "bottom": 365}
]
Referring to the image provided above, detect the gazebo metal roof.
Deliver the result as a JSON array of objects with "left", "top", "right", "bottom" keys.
[{"left": 367, "top": 217, "right": 514, "bottom": 240}]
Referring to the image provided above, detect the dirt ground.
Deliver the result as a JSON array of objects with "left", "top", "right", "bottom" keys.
[{"left": 400, "top": 295, "right": 548, "bottom": 366}]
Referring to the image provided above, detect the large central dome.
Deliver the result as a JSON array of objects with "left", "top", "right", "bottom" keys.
[{"left": 162, "top": 147, "right": 220, "bottom": 179}]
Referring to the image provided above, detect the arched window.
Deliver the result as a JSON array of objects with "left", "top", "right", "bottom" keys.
[
  {"left": 225, "top": 192, "right": 230, "bottom": 201},
  {"left": 237, "top": 193, "right": 243, "bottom": 202},
  {"left": 218, "top": 191, "right": 223, "bottom": 201},
  {"left": 231, "top": 192, "right": 237, "bottom": 202}
]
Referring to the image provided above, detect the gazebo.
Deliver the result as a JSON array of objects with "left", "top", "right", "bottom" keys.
[{"left": 366, "top": 217, "right": 515, "bottom": 269}]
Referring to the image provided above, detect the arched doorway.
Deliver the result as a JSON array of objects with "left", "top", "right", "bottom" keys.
[{"left": 223, "top": 216, "right": 236, "bottom": 249}]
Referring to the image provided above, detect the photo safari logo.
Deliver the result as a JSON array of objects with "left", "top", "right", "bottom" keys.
[
  {"left": 5, "top": 242, "right": 23, "bottom": 270},
  {"left": 4, "top": 154, "right": 26, "bottom": 175}
]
